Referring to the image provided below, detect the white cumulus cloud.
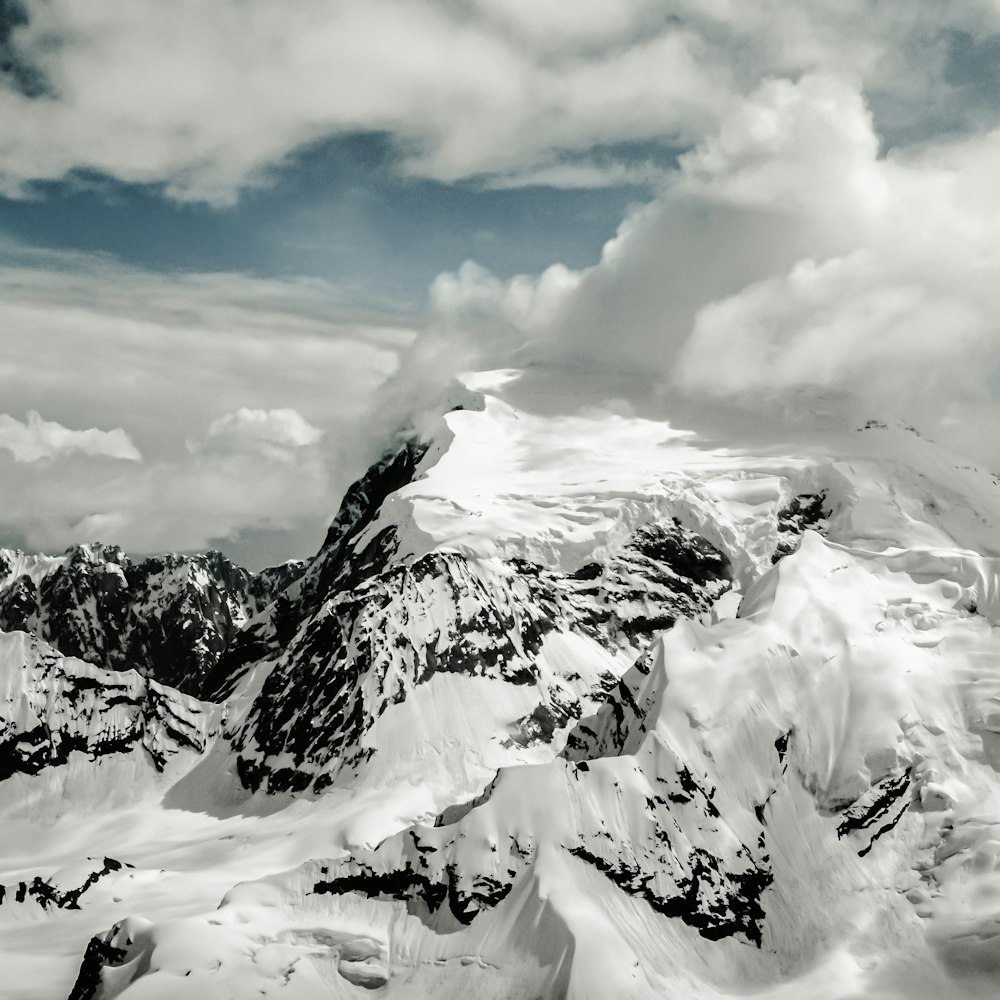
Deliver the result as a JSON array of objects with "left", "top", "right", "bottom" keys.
[
  {"left": 412, "top": 72, "right": 1000, "bottom": 467},
  {"left": 199, "top": 408, "right": 324, "bottom": 459},
  {"left": 0, "top": 410, "right": 141, "bottom": 463}
]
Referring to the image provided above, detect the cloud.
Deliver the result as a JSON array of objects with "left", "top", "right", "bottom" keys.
[
  {"left": 7, "top": 6, "right": 1000, "bottom": 558},
  {"left": 665, "top": 76, "right": 1000, "bottom": 440},
  {"left": 199, "top": 408, "right": 324, "bottom": 459},
  {"left": 677, "top": 253, "right": 985, "bottom": 404},
  {"left": 0, "top": 0, "right": 726, "bottom": 203},
  {"left": 0, "top": 429, "right": 332, "bottom": 566},
  {"left": 0, "top": 246, "right": 414, "bottom": 565},
  {"left": 482, "top": 158, "right": 670, "bottom": 191},
  {"left": 416, "top": 72, "right": 1000, "bottom": 467},
  {"left": 0, "top": 245, "right": 410, "bottom": 449},
  {"left": 0, "top": 410, "right": 141, "bottom": 463},
  {"left": 1, "top": 1, "right": 997, "bottom": 203}
]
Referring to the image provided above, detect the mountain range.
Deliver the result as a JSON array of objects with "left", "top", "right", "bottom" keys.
[{"left": 3, "top": 370, "right": 1000, "bottom": 1000}]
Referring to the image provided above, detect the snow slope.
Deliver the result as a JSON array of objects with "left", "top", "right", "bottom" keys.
[
  {"left": 6, "top": 370, "right": 1000, "bottom": 998},
  {"left": 0, "top": 629, "right": 219, "bottom": 794}
]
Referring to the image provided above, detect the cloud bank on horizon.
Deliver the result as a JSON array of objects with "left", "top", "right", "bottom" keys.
[
  {"left": 0, "top": 250, "right": 410, "bottom": 564},
  {"left": 3, "top": 0, "right": 1000, "bottom": 562},
  {"left": 422, "top": 74, "right": 1000, "bottom": 472}
]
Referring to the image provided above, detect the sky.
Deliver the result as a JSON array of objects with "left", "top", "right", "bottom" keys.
[{"left": 3, "top": 0, "right": 1000, "bottom": 568}]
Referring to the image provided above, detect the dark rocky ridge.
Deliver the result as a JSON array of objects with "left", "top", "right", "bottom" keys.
[
  {"left": 202, "top": 438, "right": 429, "bottom": 701},
  {"left": 234, "top": 515, "right": 732, "bottom": 794},
  {"left": 0, "top": 544, "right": 304, "bottom": 694},
  {"left": 0, "top": 857, "right": 133, "bottom": 913},
  {"left": 771, "top": 492, "right": 830, "bottom": 563},
  {"left": 304, "top": 641, "right": 775, "bottom": 952},
  {"left": 68, "top": 920, "right": 136, "bottom": 1000}
]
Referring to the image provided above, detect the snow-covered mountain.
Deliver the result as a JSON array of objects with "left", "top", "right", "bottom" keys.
[
  {"left": 0, "top": 544, "right": 304, "bottom": 693},
  {"left": 0, "top": 629, "right": 217, "bottom": 787},
  {"left": 5, "top": 370, "right": 1000, "bottom": 999}
]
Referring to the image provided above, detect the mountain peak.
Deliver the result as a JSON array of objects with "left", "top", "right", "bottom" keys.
[
  {"left": 7, "top": 373, "right": 1000, "bottom": 1000},
  {"left": 0, "top": 542, "right": 304, "bottom": 693}
]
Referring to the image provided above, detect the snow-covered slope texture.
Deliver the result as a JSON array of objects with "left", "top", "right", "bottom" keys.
[
  {"left": 196, "top": 387, "right": 734, "bottom": 797},
  {"left": 0, "top": 544, "right": 304, "bottom": 693},
  {"left": 77, "top": 529, "right": 1000, "bottom": 1000},
  {"left": 17, "top": 370, "right": 1000, "bottom": 999},
  {"left": 0, "top": 629, "right": 218, "bottom": 790},
  {"left": 234, "top": 515, "right": 731, "bottom": 795},
  {"left": 1, "top": 856, "right": 133, "bottom": 914}
]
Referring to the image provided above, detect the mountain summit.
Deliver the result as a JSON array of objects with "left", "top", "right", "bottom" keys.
[{"left": 3, "top": 371, "right": 1000, "bottom": 1000}]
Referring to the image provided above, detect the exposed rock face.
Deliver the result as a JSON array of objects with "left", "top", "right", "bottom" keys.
[
  {"left": 201, "top": 439, "right": 429, "bottom": 701},
  {"left": 306, "top": 635, "right": 773, "bottom": 957},
  {"left": 0, "top": 857, "right": 133, "bottom": 913},
  {"left": 0, "top": 544, "right": 304, "bottom": 694},
  {"left": 562, "top": 646, "right": 774, "bottom": 944},
  {"left": 0, "top": 629, "right": 217, "bottom": 782},
  {"left": 67, "top": 919, "right": 147, "bottom": 1000},
  {"left": 232, "top": 495, "right": 731, "bottom": 793},
  {"left": 771, "top": 492, "right": 829, "bottom": 563}
]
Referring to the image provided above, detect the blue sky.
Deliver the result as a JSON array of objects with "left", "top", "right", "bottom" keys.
[
  {"left": 3, "top": 0, "right": 1000, "bottom": 568},
  {"left": 0, "top": 133, "right": 664, "bottom": 308}
]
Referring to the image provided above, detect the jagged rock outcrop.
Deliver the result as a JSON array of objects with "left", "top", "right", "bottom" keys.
[
  {"left": 68, "top": 918, "right": 149, "bottom": 1000},
  {"left": 0, "top": 544, "right": 304, "bottom": 694},
  {"left": 201, "top": 439, "right": 429, "bottom": 701},
  {"left": 233, "top": 511, "right": 731, "bottom": 793},
  {"left": 0, "top": 629, "right": 218, "bottom": 781},
  {"left": 770, "top": 492, "right": 830, "bottom": 563},
  {"left": 0, "top": 857, "right": 133, "bottom": 913}
]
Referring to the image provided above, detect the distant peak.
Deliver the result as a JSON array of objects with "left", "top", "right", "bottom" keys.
[{"left": 63, "top": 541, "right": 128, "bottom": 566}]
